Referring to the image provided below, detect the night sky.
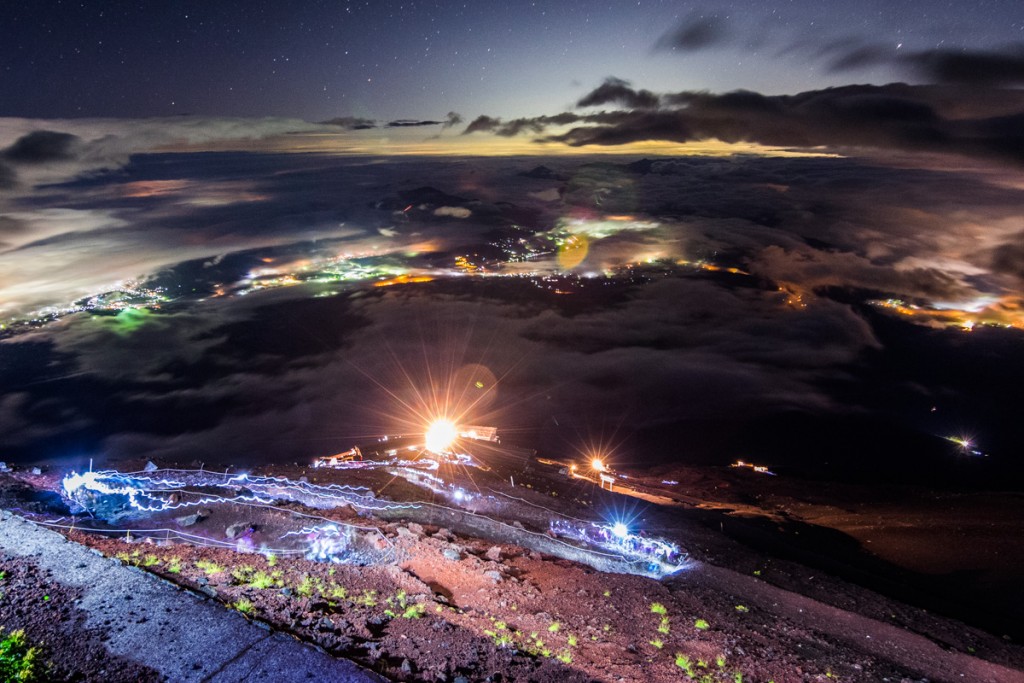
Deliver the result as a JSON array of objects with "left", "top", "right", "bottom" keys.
[
  {"left": 1, "top": 1, "right": 1023, "bottom": 485},
  {"left": 2, "top": 1, "right": 1022, "bottom": 120}
]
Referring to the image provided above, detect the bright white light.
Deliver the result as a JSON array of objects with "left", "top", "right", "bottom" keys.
[
  {"left": 611, "top": 522, "right": 628, "bottom": 538},
  {"left": 591, "top": 458, "right": 605, "bottom": 472},
  {"left": 425, "top": 419, "right": 458, "bottom": 453}
]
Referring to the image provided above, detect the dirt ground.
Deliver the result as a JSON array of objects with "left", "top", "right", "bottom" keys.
[{"left": 2, "top": 459, "right": 1024, "bottom": 682}]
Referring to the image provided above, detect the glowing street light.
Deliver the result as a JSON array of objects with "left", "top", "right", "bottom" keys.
[
  {"left": 425, "top": 419, "right": 458, "bottom": 454},
  {"left": 591, "top": 457, "right": 606, "bottom": 472},
  {"left": 611, "top": 522, "right": 629, "bottom": 538}
]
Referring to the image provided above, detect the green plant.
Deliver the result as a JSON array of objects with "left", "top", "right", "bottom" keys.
[
  {"left": 556, "top": 651, "right": 572, "bottom": 664},
  {"left": 0, "top": 628, "right": 43, "bottom": 682},
  {"left": 196, "top": 559, "right": 225, "bottom": 575},
  {"left": 716, "top": 655, "right": 727, "bottom": 668},
  {"left": 296, "top": 575, "right": 315, "bottom": 598},
  {"left": 401, "top": 603, "right": 426, "bottom": 619},
  {"left": 354, "top": 589, "right": 377, "bottom": 607},
  {"left": 650, "top": 602, "right": 668, "bottom": 615},
  {"left": 166, "top": 557, "right": 182, "bottom": 574},
  {"left": 231, "top": 565, "right": 255, "bottom": 583},
  {"left": 675, "top": 653, "right": 695, "bottom": 677},
  {"left": 248, "top": 572, "right": 276, "bottom": 589},
  {"left": 603, "top": 589, "right": 611, "bottom": 597},
  {"left": 328, "top": 583, "right": 348, "bottom": 600},
  {"left": 658, "top": 616, "right": 671, "bottom": 634},
  {"left": 265, "top": 553, "right": 278, "bottom": 567},
  {"left": 548, "top": 622, "right": 560, "bottom": 632},
  {"left": 567, "top": 634, "right": 578, "bottom": 647},
  {"left": 734, "top": 605, "right": 749, "bottom": 613},
  {"left": 734, "top": 673, "right": 744, "bottom": 683},
  {"left": 233, "top": 599, "right": 254, "bottom": 614},
  {"left": 142, "top": 555, "right": 160, "bottom": 568},
  {"left": 650, "top": 639, "right": 664, "bottom": 649},
  {"left": 694, "top": 618, "right": 710, "bottom": 630}
]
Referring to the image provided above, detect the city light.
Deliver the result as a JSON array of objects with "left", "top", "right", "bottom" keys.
[
  {"left": 425, "top": 419, "right": 458, "bottom": 454},
  {"left": 611, "top": 522, "right": 629, "bottom": 538},
  {"left": 591, "top": 458, "right": 606, "bottom": 472}
]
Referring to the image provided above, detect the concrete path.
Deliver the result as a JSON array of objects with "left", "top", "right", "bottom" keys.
[{"left": 0, "top": 511, "right": 386, "bottom": 682}]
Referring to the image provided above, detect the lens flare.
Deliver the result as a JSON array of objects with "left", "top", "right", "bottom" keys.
[
  {"left": 425, "top": 419, "right": 458, "bottom": 453},
  {"left": 557, "top": 234, "right": 589, "bottom": 270}
]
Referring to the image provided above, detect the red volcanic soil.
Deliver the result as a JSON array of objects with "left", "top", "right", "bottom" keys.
[{"left": 1, "top": 459, "right": 1024, "bottom": 682}]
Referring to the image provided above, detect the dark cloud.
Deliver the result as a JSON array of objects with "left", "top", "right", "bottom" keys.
[
  {"left": 820, "top": 41, "right": 1024, "bottom": 87},
  {"left": 386, "top": 119, "right": 445, "bottom": 127},
  {"left": 653, "top": 12, "right": 729, "bottom": 51},
  {"left": 0, "top": 216, "right": 30, "bottom": 240},
  {"left": 462, "top": 115, "right": 503, "bottom": 134},
  {"left": 990, "top": 233, "right": 1024, "bottom": 283},
  {"left": 441, "top": 112, "right": 463, "bottom": 129},
  {"left": 906, "top": 45, "right": 1024, "bottom": 86},
  {"left": 576, "top": 77, "right": 661, "bottom": 109},
  {"left": 505, "top": 81, "right": 1024, "bottom": 166},
  {"left": 654, "top": 10, "right": 1024, "bottom": 89},
  {"left": 0, "top": 161, "right": 15, "bottom": 189},
  {"left": 2, "top": 131, "right": 82, "bottom": 164},
  {"left": 321, "top": 116, "right": 378, "bottom": 130}
]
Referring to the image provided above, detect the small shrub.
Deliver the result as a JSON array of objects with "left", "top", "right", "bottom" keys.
[
  {"left": 734, "top": 605, "right": 749, "bottom": 613},
  {"left": 355, "top": 589, "right": 377, "bottom": 607},
  {"left": 296, "top": 576, "right": 315, "bottom": 597},
  {"left": 248, "top": 572, "right": 275, "bottom": 589},
  {"left": 650, "top": 602, "right": 668, "bottom": 615},
  {"left": 401, "top": 603, "right": 426, "bottom": 619},
  {"left": 0, "top": 628, "right": 42, "bottom": 682},
  {"left": 233, "top": 599, "right": 254, "bottom": 614},
  {"left": 675, "top": 653, "right": 695, "bottom": 676},
  {"left": 166, "top": 557, "right": 182, "bottom": 574},
  {"left": 548, "top": 622, "right": 560, "bottom": 632},
  {"left": 556, "top": 651, "right": 572, "bottom": 665},
  {"left": 567, "top": 634, "right": 578, "bottom": 647},
  {"left": 658, "top": 616, "right": 671, "bottom": 634},
  {"left": 196, "top": 559, "right": 225, "bottom": 575},
  {"left": 142, "top": 555, "right": 160, "bottom": 568},
  {"left": 694, "top": 618, "right": 710, "bottom": 630},
  {"left": 650, "top": 639, "right": 664, "bottom": 649}
]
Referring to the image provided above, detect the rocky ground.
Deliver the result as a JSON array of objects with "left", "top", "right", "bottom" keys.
[{"left": 1, "top": 457, "right": 1023, "bottom": 682}]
